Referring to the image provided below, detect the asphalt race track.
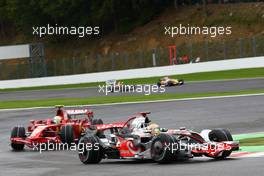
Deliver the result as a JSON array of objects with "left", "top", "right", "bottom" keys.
[
  {"left": 0, "top": 94, "right": 263, "bottom": 176},
  {"left": 1, "top": 78, "right": 264, "bottom": 100}
]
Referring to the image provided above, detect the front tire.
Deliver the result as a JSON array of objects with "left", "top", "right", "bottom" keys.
[
  {"left": 78, "top": 136, "right": 103, "bottom": 164},
  {"left": 10, "top": 126, "right": 26, "bottom": 151},
  {"left": 208, "top": 128, "right": 233, "bottom": 159},
  {"left": 178, "top": 79, "right": 184, "bottom": 85},
  {"left": 151, "top": 133, "right": 179, "bottom": 163}
]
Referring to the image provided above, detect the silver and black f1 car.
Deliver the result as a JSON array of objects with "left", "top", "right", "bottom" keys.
[{"left": 78, "top": 112, "right": 239, "bottom": 164}]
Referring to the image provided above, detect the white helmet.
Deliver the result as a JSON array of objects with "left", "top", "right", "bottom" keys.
[{"left": 131, "top": 116, "right": 147, "bottom": 129}]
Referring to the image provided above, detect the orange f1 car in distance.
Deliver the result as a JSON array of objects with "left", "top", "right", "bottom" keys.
[{"left": 157, "top": 77, "right": 184, "bottom": 87}]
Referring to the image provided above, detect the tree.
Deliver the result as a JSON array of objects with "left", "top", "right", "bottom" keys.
[
  {"left": 1, "top": 0, "right": 172, "bottom": 38},
  {"left": 0, "top": 0, "right": 8, "bottom": 37},
  {"left": 202, "top": 0, "right": 208, "bottom": 17}
]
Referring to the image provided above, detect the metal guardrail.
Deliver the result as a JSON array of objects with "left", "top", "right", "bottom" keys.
[
  {"left": 0, "top": 35, "right": 263, "bottom": 80},
  {"left": 1, "top": 56, "right": 264, "bottom": 89}
]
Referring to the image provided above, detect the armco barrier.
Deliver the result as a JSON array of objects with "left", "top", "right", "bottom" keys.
[{"left": 0, "top": 56, "right": 264, "bottom": 89}]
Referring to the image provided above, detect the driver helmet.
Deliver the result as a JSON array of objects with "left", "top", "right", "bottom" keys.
[
  {"left": 151, "top": 127, "right": 161, "bottom": 136},
  {"left": 164, "top": 76, "right": 169, "bottom": 80},
  {"left": 131, "top": 116, "right": 147, "bottom": 129},
  {"left": 53, "top": 116, "right": 62, "bottom": 124}
]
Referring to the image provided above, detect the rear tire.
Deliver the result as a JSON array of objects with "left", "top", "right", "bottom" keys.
[
  {"left": 167, "top": 81, "right": 174, "bottom": 87},
  {"left": 151, "top": 133, "right": 179, "bottom": 163},
  {"left": 96, "top": 119, "right": 103, "bottom": 125},
  {"left": 92, "top": 119, "right": 103, "bottom": 125},
  {"left": 208, "top": 128, "right": 233, "bottom": 159},
  {"left": 92, "top": 119, "right": 104, "bottom": 137},
  {"left": 78, "top": 136, "right": 103, "bottom": 164},
  {"left": 10, "top": 126, "right": 25, "bottom": 151},
  {"left": 60, "top": 125, "right": 74, "bottom": 144}
]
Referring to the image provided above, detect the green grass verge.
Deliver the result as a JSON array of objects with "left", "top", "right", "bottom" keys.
[
  {"left": 239, "top": 137, "right": 264, "bottom": 146},
  {"left": 1, "top": 67, "right": 264, "bottom": 92},
  {"left": 238, "top": 146, "right": 264, "bottom": 152},
  {"left": 123, "top": 67, "right": 264, "bottom": 85},
  {"left": 233, "top": 132, "right": 264, "bottom": 141},
  {"left": 0, "top": 89, "right": 264, "bottom": 109},
  {"left": 233, "top": 133, "right": 264, "bottom": 152}
]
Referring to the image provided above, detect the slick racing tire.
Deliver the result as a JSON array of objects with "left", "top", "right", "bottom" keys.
[
  {"left": 208, "top": 128, "right": 233, "bottom": 159},
  {"left": 60, "top": 125, "right": 74, "bottom": 145},
  {"left": 92, "top": 119, "right": 104, "bottom": 125},
  {"left": 91, "top": 119, "right": 104, "bottom": 138},
  {"left": 11, "top": 126, "right": 26, "bottom": 151},
  {"left": 178, "top": 79, "right": 184, "bottom": 85},
  {"left": 78, "top": 136, "right": 103, "bottom": 164},
  {"left": 151, "top": 133, "right": 179, "bottom": 163}
]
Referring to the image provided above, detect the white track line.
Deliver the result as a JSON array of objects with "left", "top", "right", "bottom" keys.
[
  {"left": 187, "top": 77, "right": 264, "bottom": 83},
  {"left": 243, "top": 152, "right": 264, "bottom": 158},
  {"left": 0, "top": 92, "right": 264, "bottom": 112},
  {"left": 1, "top": 77, "right": 264, "bottom": 93},
  {"left": 231, "top": 152, "right": 264, "bottom": 158}
]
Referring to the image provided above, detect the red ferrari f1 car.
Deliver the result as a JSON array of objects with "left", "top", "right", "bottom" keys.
[
  {"left": 78, "top": 112, "right": 239, "bottom": 164},
  {"left": 10, "top": 106, "right": 103, "bottom": 151}
]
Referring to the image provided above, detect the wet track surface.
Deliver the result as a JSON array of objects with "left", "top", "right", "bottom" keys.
[
  {"left": 0, "top": 94, "right": 264, "bottom": 176},
  {"left": 1, "top": 78, "right": 264, "bottom": 100}
]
